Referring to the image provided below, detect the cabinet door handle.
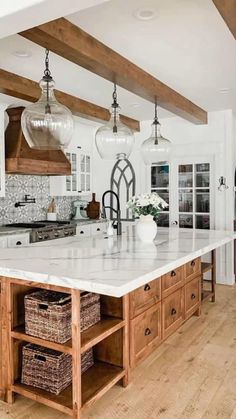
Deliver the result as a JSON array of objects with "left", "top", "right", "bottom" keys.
[
  {"left": 144, "top": 284, "right": 151, "bottom": 291},
  {"left": 191, "top": 293, "right": 196, "bottom": 300},
  {"left": 97, "top": 228, "right": 101, "bottom": 231},
  {"left": 80, "top": 231, "right": 84, "bottom": 234},
  {"left": 16, "top": 241, "right": 22, "bottom": 245},
  {"left": 171, "top": 270, "right": 176, "bottom": 277},
  {"left": 191, "top": 260, "right": 195, "bottom": 267},
  {"left": 144, "top": 328, "right": 151, "bottom": 336},
  {"left": 171, "top": 308, "right": 177, "bottom": 316}
]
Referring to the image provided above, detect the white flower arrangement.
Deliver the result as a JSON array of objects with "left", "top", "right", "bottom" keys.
[{"left": 127, "top": 192, "right": 168, "bottom": 218}]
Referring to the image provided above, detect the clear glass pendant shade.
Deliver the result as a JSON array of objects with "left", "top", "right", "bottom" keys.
[
  {"left": 141, "top": 106, "right": 171, "bottom": 165},
  {"left": 95, "top": 84, "right": 134, "bottom": 160},
  {"left": 21, "top": 50, "right": 74, "bottom": 150}
]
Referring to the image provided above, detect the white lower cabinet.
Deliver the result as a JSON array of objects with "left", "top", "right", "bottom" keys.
[
  {"left": 76, "top": 222, "right": 106, "bottom": 238},
  {"left": 7, "top": 234, "right": 30, "bottom": 247},
  {"left": 0, "top": 237, "right": 7, "bottom": 248}
]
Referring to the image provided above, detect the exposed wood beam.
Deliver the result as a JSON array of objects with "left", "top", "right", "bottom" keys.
[
  {"left": 0, "top": 69, "right": 140, "bottom": 132},
  {"left": 20, "top": 18, "right": 207, "bottom": 125},
  {"left": 212, "top": 0, "right": 236, "bottom": 40}
]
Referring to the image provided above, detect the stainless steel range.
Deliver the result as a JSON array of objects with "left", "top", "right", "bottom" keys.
[{"left": 6, "top": 221, "right": 76, "bottom": 243}]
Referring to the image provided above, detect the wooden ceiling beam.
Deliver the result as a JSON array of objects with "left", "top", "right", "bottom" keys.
[
  {"left": 20, "top": 17, "right": 207, "bottom": 125},
  {"left": 0, "top": 68, "right": 140, "bottom": 132},
  {"left": 212, "top": 0, "right": 236, "bottom": 40}
]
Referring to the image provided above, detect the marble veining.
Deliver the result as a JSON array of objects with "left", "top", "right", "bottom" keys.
[{"left": 0, "top": 227, "right": 234, "bottom": 297}]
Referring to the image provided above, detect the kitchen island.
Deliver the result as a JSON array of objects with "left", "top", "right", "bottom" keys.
[{"left": 0, "top": 227, "right": 235, "bottom": 418}]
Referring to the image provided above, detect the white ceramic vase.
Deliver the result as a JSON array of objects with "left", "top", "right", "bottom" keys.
[{"left": 136, "top": 214, "right": 157, "bottom": 242}]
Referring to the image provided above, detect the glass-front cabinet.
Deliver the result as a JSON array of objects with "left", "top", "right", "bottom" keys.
[
  {"left": 151, "top": 164, "right": 170, "bottom": 227},
  {"left": 151, "top": 159, "right": 213, "bottom": 230},
  {"left": 50, "top": 150, "right": 92, "bottom": 196}
]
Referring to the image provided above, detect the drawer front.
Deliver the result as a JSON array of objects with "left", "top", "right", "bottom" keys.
[
  {"left": 76, "top": 225, "right": 91, "bottom": 237},
  {"left": 7, "top": 234, "right": 29, "bottom": 248},
  {"left": 90, "top": 223, "right": 106, "bottom": 236},
  {"left": 185, "top": 257, "right": 201, "bottom": 283},
  {"left": 130, "top": 278, "right": 161, "bottom": 319},
  {"left": 130, "top": 302, "right": 162, "bottom": 367},
  {"left": 185, "top": 276, "right": 201, "bottom": 319},
  {"left": 0, "top": 237, "right": 7, "bottom": 248},
  {"left": 162, "top": 287, "right": 184, "bottom": 340},
  {"left": 162, "top": 266, "right": 184, "bottom": 298}
]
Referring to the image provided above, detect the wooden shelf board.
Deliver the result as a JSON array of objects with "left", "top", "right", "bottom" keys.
[
  {"left": 81, "top": 317, "right": 125, "bottom": 353},
  {"left": 11, "top": 317, "right": 124, "bottom": 355},
  {"left": 12, "top": 382, "right": 73, "bottom": 416},
  {"left": 82, "top": 361, "right": 125, "bottom": 408},
  {"left": 11, "top": 326, "right": 72, "bottom": 354},
  {"left": 201, "top": 290, "right": 214, "bottom": 303},
  {"left": 201, "top": 262, "right": 213, "bottom": 274}
]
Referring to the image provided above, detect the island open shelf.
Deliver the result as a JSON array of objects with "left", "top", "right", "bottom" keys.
[{"left": 1, "top": 277, "right": 129, "bottom": 418}]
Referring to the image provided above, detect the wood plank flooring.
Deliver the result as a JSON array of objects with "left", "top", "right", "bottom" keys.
[{"left": 1, "top": 284, "right": 236, "bottom": 419}]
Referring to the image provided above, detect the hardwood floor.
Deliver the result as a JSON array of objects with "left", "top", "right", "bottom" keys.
[{"left": 1, "top": 284, "right": 236, "bottom": 419}]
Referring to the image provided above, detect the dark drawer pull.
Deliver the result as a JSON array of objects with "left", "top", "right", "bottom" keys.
[
  {"left": 144, "top": 328, "right": 151, "bottom": 336},
  {"left": 80, "top": 231, "right": 84, "bottom": 234},
  {"left": 144, "top": 284, "right": 151, "bottom": 291},
  {"left": 171, "top": 270, "right": 176, "bottom": 277},
  {"left": 191, "top": 293, "right": 196, "bottom": 300},
  {"left": 171, "top": 308, "right": 177, "bottom": 316},
  {"left": 16, "top": 241, "right": 22, "bottom": 245},
  {"left": 97, "top": 228, "right": 101, "bottom": 231},
  {"left": 191, "top": 260, "right": 195, "bottom": 267}
]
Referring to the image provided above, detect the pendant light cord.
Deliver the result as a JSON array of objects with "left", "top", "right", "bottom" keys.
[
  {"left": 153, "top": 102, "right": 160, "bottom": 145},
  {"left": 43, "top": 49, "right": 53, "bottom": 114},
  {"left": 112, "top": 82, "right": 118, "bottom": 134}
]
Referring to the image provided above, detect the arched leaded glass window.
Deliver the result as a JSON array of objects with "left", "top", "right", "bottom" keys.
[{"left": 110, "top": 159, "right": 136, "bottom": 221}]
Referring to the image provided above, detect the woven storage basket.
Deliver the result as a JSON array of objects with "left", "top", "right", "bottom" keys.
[
  {"left": 21, "top": 344, "right": 72, "bottom": 395},
  {"left": 80, "top": 292, "right": 101, "bottom": 332},
  {"left": 25, "top": 290, "right": 72, "bottom": 344},
  {"left": 81, "top": 348, "right": 94, "bottom": 374}
]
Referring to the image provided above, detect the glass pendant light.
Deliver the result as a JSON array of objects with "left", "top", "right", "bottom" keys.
[
  {"left": 21, "top": 49, "right": 74, "bottom": 150},
  {"left": 95, "top": 82, "right": 134, "bottom": 160},
  {"left": 141, "top": 103, "right": 171, "bottom": 165}
]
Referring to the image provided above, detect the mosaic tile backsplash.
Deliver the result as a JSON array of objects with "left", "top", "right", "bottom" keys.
[{"left": 0, "top": 175, "right": 74, "bottom": 225}]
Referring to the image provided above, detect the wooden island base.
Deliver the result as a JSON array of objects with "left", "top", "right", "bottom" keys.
[{"left": 0, "top": 251, "right": 216, "bottom": 418}]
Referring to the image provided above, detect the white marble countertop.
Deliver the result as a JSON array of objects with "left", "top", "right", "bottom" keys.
[{"left": 0, "top": 227, "right": 234, "bottom": 297}]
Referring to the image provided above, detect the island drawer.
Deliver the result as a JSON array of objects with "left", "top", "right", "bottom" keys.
[
  {"left": 162, "top": 287, "right": 184, "bottom": 340},
  {"left": 185, "top": 276, "right": 201, "bottom": 319},
  {"left": 129, "top": 278, "right": 161, "bottom": 319},
  {"left": 184, "top": 258, "right": 201, "bottom": 283},
  {"left": 161, "top": 266, "right": 184, "bottom": 298},
  {"left": 130, "top": 302, "right": 161, "bottom": 367}
]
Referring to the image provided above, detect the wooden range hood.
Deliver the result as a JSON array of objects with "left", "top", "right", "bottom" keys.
[{"left": 5, "top": 107, "right": 71, "bottom": 175}]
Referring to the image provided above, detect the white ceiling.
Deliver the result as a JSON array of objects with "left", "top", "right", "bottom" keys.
[
  {"left": 0, "top": 0, "right": 110, "bottom": 39},
  {"left": 0, "top": 0, "right": 235, "bottom": 122}
]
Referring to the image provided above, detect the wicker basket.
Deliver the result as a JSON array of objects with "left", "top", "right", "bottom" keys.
[
  {"left": 25, "top": 290, "right": 72, "bottom": 344},
  {"left": 21, "top": 344, "right": 93, "bottom": 394},
  {"left": 21, "top": 344, "right": 72, "bottom": 395},
  {"left": 80, "top": 292, "right": 101, "bottom": 332},
  {"left": 25, "top": 290, "right": 101, "bottom": 343},
  {"left": 81, "top": 348, "right": 94, "bottom": 374}
]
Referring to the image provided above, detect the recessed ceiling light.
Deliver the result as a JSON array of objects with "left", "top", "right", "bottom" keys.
[
  {"left": 219, "top": 87, "right": 230, "bottom": 94},
  {"left": 133, "top": 8, "right": 157, "bottom": 21},
  {"left": 12, "top": 50, "right": 32, "bottom": 58}
]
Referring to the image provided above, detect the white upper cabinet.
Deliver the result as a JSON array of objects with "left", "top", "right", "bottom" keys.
[{"left": 50, "top": 119, "right": 94, "bottom": 197}]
